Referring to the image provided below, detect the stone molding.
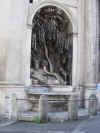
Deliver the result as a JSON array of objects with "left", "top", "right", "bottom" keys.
[
  {"left": 27, "top": 0, "right": 78, "bottom": 33},
  {"left": 0, "top": 82, "right": 25, "bottom": 88},
  {"left": 31, "top": 0, "right": 78, "bottom": 7},
  {"left": 79, "top": 84, "right": 97, "bottom": 89}
]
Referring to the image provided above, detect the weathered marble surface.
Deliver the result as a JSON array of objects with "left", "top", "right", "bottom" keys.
[{"left": 0, "top": 0, "right": 99, "bottom": 113}]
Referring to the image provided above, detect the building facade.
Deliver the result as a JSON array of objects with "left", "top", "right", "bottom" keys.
[{"left": 0, "top": 0, "right": 99, "bottom": 113}]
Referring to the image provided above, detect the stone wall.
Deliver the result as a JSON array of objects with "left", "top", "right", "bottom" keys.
[
  {"left": 0, "top": 0, "right": 29, "bottom": 83},
  {"left": 0, "top": 0, "right": 29, "bottom": 112},
  {"left": 0, "top": 0, "right": 99, "bottom": 112},
  {"left": 0, "top": 0, "right": 81, "bottom": 112}
]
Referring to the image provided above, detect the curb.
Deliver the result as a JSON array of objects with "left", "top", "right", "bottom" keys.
[{"left": 0, "top": 120, "right": 17, "bottom": 128}]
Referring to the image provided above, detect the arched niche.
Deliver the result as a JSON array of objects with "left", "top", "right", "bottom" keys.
[
  {"left": 30, "top": 5, "right": 73, "bottom": 86},
  {"left": 24, "top": 1, "right": 78, "bottom": 87}
]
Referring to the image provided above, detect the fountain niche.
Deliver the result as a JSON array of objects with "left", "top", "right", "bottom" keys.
[{"left": 30, "top": 6, "right": 73, "bottom": 87}]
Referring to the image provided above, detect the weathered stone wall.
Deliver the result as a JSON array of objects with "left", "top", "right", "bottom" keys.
[
  {"left": 0, "top": 0, "right": 99, "bottom": 112},
  {"left": 0, "top": 0, "right": 78, "bottom": 84},
  {"left": 0, "top": 0, "right": 29, "bottom": 112},
  {"left": 0, "top": 0, "right": 29, "bottom": 83},
  {"left": 0, "top": 0, "right": 80, "bottom": 112}
]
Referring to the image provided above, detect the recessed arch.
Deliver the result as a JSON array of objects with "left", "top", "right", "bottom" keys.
[
  {"left": 28, "top": 0, "right": 77, "bottom": 33},
  {"left": 25, "top": 0, "right": 78, "bottom": 87},
  {"left": 30, "top": 5, "right": 73, "bottom": 86}
]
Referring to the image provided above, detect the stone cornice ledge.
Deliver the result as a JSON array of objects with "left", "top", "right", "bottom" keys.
[
  {"left": 79, "top": 84, "right": 97, "bottom": 89},
  {"left": 0, "top": 82, "right": 25, "bottom": 88}
]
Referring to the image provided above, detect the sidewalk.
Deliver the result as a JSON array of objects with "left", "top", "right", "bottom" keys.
[
  {"left": 0, "top": 117, "right": 17, "bottom": 128},
  {"left": 0, "top": 119, "right": 84, "bottom": 133},
  {"left": 72, "top": 115, "right": 100, "bottom": 133},
  {"left": 0, "top": 114, "right": 100, "bottom": 133}
]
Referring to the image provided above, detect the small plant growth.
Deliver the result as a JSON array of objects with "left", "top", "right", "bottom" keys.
[{"left": 32, "top": 117, "right": 40, "bottom": 124}]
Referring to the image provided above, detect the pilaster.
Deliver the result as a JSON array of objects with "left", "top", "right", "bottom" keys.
[
  {"left": 84, "top": 0, "right": 99, "bottom": 107},
  {"left": 78, "top": 0, "right": 86, "bottom": 86},
  {"left": 85, "top": 0, "right": 97, "bottom": 86}
]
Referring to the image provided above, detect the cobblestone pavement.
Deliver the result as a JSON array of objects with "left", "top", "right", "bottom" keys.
[{"left": 0, "top": 120, "right": 84, "bottom": 133}]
